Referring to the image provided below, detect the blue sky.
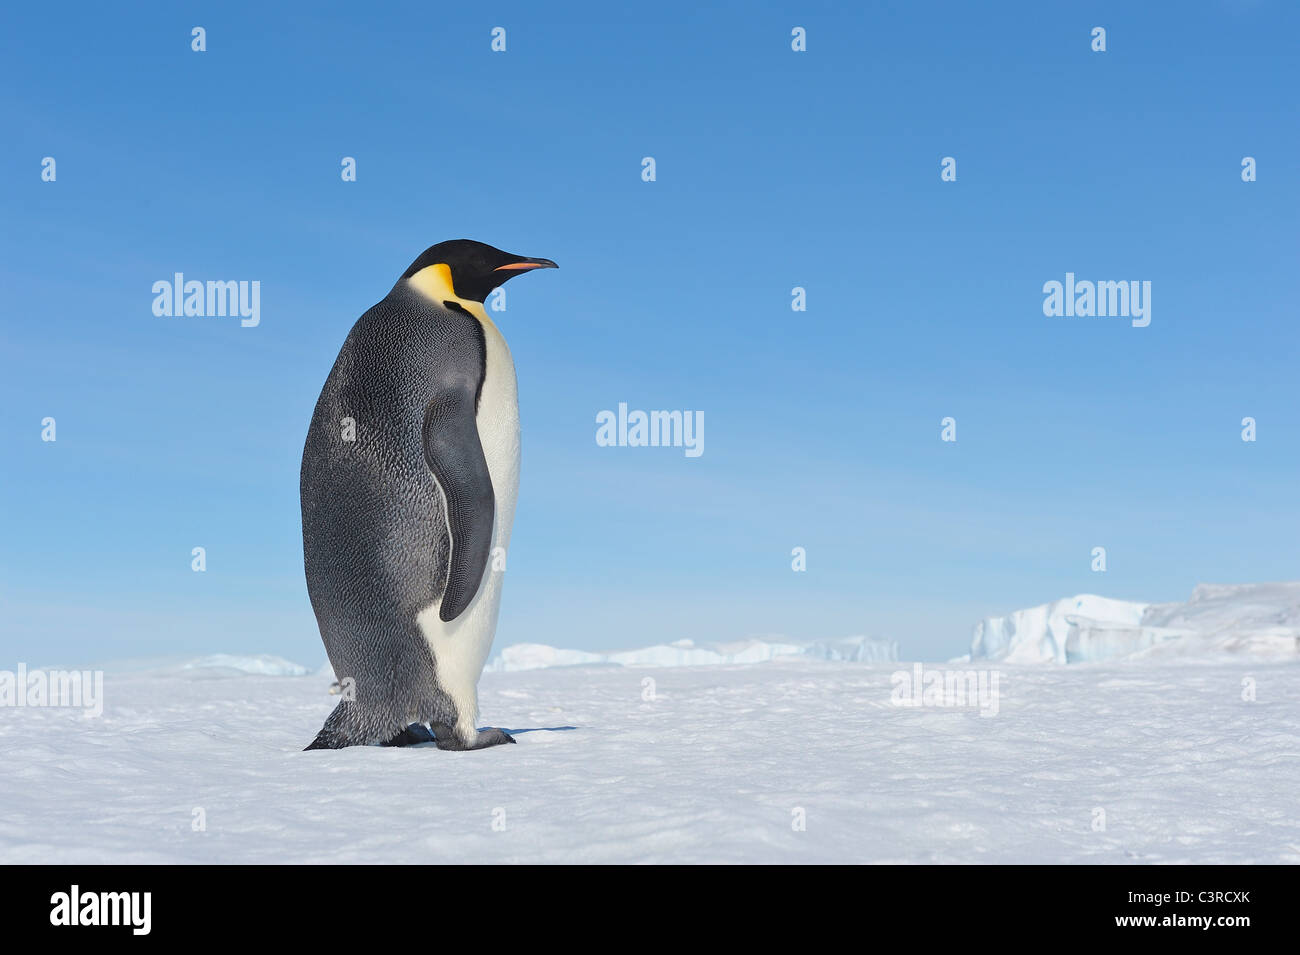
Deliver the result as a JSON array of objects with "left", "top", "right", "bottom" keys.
[{"left": 3, "top": 1, "right": 1297, "bottom": 665}]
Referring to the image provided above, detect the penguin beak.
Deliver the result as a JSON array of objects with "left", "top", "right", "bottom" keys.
[{"left": 493, "top": 257, "right": 558, "bottom": 272}]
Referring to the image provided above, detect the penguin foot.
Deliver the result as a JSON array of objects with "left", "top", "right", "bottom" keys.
[
  {"left": 431, "top": 724, "right": 517, "bottom": 751},
  {"left": 382, "top": 723, "right": 438, "bottom": 747}
]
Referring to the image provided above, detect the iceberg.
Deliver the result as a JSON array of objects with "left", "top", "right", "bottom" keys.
[
  {"left": 969, "top": 582, "right": 1300, "bottom": 663},
  {"left": 180, "top": 654, "right": 313, "bottom": 677},
  {"left": 485, "top": 634, "right": 898, "bottom": 672}
]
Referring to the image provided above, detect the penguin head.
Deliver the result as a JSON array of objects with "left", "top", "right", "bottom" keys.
[{"left": 401, "top": 239, "right": 557, "bottom": 304}]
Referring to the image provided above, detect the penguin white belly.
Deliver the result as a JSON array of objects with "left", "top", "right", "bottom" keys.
[{"left": 415, "top": 312, "right": 520, "bottom": 745}]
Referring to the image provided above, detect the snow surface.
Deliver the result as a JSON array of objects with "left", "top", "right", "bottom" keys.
[
  {"left": 1, "top": 656, "right": 1297, "bottom": 863},
  {"left": 5, "top": 584, "right": 1296, "bottom": 863},
  {"left": 969, "top": 582, "right": 1300, "bottom": 664}
]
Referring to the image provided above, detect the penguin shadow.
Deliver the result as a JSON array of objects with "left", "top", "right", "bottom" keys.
[{"left": 499, "top": 725, "right": 578, "bottom": 736}]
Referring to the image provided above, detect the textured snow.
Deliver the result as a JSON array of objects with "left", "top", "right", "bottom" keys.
[
  {"left": 485, "top": 634, "right": 898, "bottom": 672},
  {"left": 1, "top": 658, "right": 1296, "bottom": 863},
  {"left": 970, "top": 583, "right": 1300, "bottom": 664}
]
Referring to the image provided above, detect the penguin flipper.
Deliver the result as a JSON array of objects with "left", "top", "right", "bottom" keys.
[{"left": 422, "top": 390, "right": 496, "bottom": 623}]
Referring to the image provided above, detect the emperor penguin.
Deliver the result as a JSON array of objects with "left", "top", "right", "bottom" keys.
[{"left": 300, "top": 239, "right": 556, "bottom": 751}]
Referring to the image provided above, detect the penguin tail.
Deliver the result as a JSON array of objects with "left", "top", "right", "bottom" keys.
[
  {"left": 303, "top": 701, "right": 372, "bottom": 750},
  {"left": 303, "top": 730, "right": 345, "bottom": 751}
]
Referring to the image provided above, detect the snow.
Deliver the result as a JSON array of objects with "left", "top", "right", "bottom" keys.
[
  {"left": 4, "top": 584, "right": 1296, "bottom": 863},
  {"left": 485, "top": 634, "right": 898, "bottom": 672},
  {"left": 1, "top": 656, "right": 1297, "bottom": 863},
  {"left": 969, "top": 582, "right": 1300, "bottom": 664}
]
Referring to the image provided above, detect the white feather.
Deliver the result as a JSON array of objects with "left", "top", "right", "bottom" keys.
[{"left": 408, "top": 272, "right": 519, "bottom": 746}]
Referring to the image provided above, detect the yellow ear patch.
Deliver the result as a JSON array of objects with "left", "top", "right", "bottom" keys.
[{"left": 407, "top": 263, "right": 489, "bottom": 322}]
